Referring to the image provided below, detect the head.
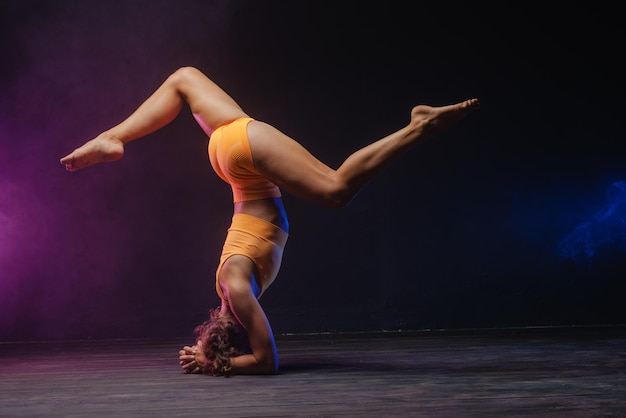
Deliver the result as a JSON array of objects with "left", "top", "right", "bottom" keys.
[{"left": 193, "top": 307, "right": 251, "bottom": 376}]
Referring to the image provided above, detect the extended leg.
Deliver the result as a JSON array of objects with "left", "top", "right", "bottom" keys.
[
  {"left": 248, "top": 99, "right": 480, "bottom": 207},
  {"left": 60, "top": 67, "right": 246, "bottom": 172}
]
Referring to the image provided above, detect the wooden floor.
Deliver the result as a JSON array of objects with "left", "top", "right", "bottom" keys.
[{"left": 1, "top": 326, "right": 625, "bottom": 417}]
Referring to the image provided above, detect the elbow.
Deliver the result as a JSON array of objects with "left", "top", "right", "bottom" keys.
[
  {"left": 257, "top": 352, "right": 278, "bottom": 375},
  {"left": 261, "top": 355, "right": 279, "bottom": 375},
  {"left": 269, "top": 359, "right": 279, "bottom": 375},
  {"left": 262, "top": 364, "right": 278, "bottom": 375}
]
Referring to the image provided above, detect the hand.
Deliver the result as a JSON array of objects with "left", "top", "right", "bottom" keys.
[{"left": 179, "top": 341, "right": 208, "bottom": 374}]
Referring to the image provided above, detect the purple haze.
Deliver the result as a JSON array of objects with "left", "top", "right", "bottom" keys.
[{"left": 0, "top": 0, "right": 238, "bottom": 341}]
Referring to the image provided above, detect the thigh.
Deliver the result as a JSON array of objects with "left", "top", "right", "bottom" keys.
[
  {"left": 175, "top": 67, "right": 248, "bottom": 133},
  {"left": 247, "top": 121, "right": 336, "bottom": 203}
]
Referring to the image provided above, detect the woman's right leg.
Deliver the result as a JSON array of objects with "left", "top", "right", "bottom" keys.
[{"left": 248, "top": 99, "right": 480, "bottom": 207}]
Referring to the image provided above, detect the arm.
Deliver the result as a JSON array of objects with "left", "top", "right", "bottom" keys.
[
  {"left": 225, "top": 279, "right": 279, "bottom": 375},
  {"left": 178, "top": 296, "right": 278, "bottom": 376}
]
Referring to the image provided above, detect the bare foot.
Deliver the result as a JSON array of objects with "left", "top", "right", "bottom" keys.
[
  {"left": 60, "top": 133, "right": 125, "bottom": 172},
  {"left": 410, "top": 98, "right": 480, "bottom": 143}
]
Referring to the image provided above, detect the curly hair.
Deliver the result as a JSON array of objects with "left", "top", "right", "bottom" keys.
[{"left": 193, "top": 308, "right": 251, "bottom": 377}]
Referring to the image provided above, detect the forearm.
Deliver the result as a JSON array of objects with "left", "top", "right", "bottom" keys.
[{"left": 229, "top": 353, "right": 278, "bottom": 375}]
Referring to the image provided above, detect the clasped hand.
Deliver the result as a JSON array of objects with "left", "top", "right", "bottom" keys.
[{"left": 179, "top": 340, "right": 208, "bottom": 374}]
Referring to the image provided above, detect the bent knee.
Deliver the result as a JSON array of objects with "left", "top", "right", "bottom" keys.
[
  {"left": 321, "top": 183, "right": 354, "bottom": 208},
  {"left": 169, "top": 66, "right": 205, "bottom": 87}
]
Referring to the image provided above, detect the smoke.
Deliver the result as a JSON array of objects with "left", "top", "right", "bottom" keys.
[
  {"left": 0, "top": 0, "right": 239, "bottom": 341},
  {"left": 559, "top": 180, "right": 626, "bottom": 265}
]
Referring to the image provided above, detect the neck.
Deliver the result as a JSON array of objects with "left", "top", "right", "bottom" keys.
[{"left": 219, "top": 300, "right": 233, "bottom": 317}]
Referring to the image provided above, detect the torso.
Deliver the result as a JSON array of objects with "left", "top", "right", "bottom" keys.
[{"left": 234, "top": 197, "right": 289, "bottom": 233}]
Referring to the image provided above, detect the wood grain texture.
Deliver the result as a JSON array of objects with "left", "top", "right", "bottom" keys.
[{"left": 1, "top": 327, "right": 625, "bottom": 417}]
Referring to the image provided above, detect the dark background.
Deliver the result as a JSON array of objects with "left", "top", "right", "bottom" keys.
[{"left": 1, "top": 1, "right": 624, "bottom": 342}]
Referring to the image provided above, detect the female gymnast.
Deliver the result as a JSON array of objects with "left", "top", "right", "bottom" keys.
[{"left": 60, "top": 66, "right": 479, "bottom": 376}]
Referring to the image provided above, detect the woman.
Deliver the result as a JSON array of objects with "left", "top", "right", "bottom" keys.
[{"left": 60, "top": 66, "right": 479, "bottom": 376}]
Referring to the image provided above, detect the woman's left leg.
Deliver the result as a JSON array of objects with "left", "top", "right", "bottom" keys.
[{"left": 60, "top": 67, "right": 247, "bottom": 172}]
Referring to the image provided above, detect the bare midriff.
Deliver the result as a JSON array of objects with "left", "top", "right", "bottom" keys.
[{"left": 234, "top": 197, "right": 289, "bottom": 233}]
